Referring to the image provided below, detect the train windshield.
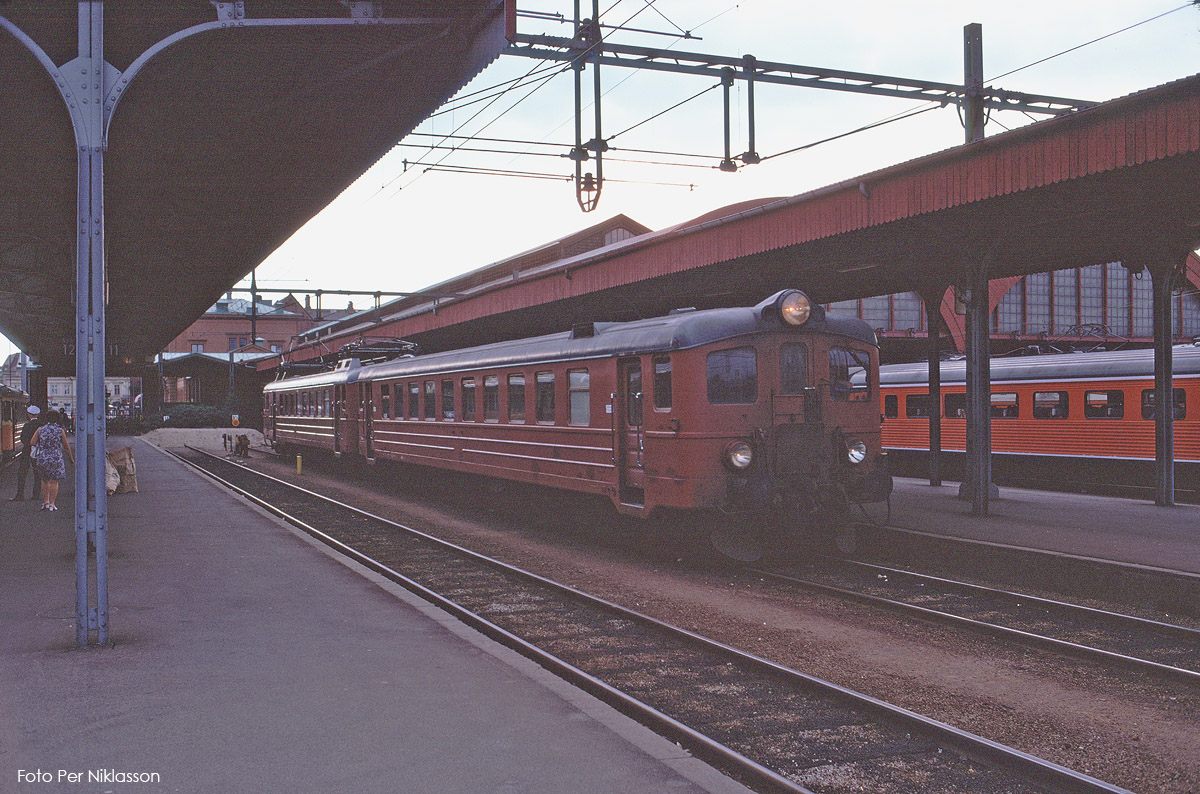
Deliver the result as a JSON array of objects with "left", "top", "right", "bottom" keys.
[
  {"left": 830, "top": 348, "right": 871, "bottom": 401},
  {"left": 779, "top": 343, "right": 808, "bottom": 394}
]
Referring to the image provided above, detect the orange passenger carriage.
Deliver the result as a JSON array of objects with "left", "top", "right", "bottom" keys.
[
  {"left": 264, "top": 290, "right": 892, "bottom": 554},
  {"left": 875, "top": 345, "right": 1200, "bottom": 493}
]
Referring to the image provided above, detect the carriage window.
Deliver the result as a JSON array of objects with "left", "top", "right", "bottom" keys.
[
  {"left": 944, "top": 393, "right": 966, "bottom": 419},
  {"left": 302, "top": 391, "right": 310, "bottom": 416},
  {"left": 380, "top": 387, "right": 391, "bottom": 420},
  {"left": 1141, "top": 388, "right": 1186, "bottom": 420},
  {"left": 568, "top": 370, "right": 590, "bottom": 425},
  {"left": 907, "top": 394, "right": 932, "bottom": 418},
  {"left": 535, "top": 372, "right": 555, "bottom": 423},
  {"left": 1034, "top": 391, "right": 1069, "bottom": 419},
  {"left": 461, "top": 378, "right": 476, "bottom": 421},
  {"left": 991, "top": 392, "right": 1019, "bottom": 419},
  {"left": 423, "top": 381, "right": 435, "bottom": 420},
  {"left": 883, "top": 395, "right": 898, "bottom": 418},
  {"left": 441, "top": 380, "right": 454, "bottom": 420},
  {"left": 652, "top": 356, "right": 672, "bottom": 409},
  {"left": 780, "top": 343, "right": 808, "bottom": 395},
  {"left": 707, "top": 347, "right": 757, "bottom": 404},
  {"left": 325, "top": 389, "right": 332, "bottom": 418},
  {"left": 408, "top": 383, "right": 419, "bottom": 418},
  {"left": 1085, "top": 390, "right": 1123, "bottom": 419},
  {"left": 829, "top": 348, "right": 870, "bottom": 401},
  {"left": 508, "top": 374, "right": 526, "bottom": 422},
  {"left": 394, "top": 385, "right": 403, "bottom": 419},
  {"left": 484, "top": 376, "right": 500, "bottom": 421}
]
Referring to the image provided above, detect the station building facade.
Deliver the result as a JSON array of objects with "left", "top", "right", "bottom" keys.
[{"left": 827, "top": 261, "right": 1200, "bottom": 363}]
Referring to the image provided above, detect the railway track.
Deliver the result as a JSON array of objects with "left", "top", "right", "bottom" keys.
[
  {"left": 174, "top": 445, "right": 1121, "bottom": 794},
  {"left": 755, "top": 559, "right": 1200, "bottom": 684}
]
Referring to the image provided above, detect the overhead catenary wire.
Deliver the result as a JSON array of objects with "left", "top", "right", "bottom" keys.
[
  {"left": 987, "top": 2, "right": 1196, "bottom": 82},
  {"left": 383, "top": 0, "right": 666, "bottom": 197},
  {"left": 424, "top": 162, "right": 696, "bottom": 189},
  {"left": 759, "top": 103, "right": 942, "bottom": 163}
]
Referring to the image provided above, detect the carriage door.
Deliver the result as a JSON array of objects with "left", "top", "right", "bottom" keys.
[
  {"left": 270, "top": 394, "right": 279, "bottom": 444},
  {"left": 342, "top": 384, "right": 360, "bottom": 456},
  {"left": 363, "top": 382, "right": 375, "bottom": 460},
  {"left": 618, "top": 358, "right": 646, "bottom": 506},
  {"left": 333, "top": 385, "right": 344, "bottom": 454}
]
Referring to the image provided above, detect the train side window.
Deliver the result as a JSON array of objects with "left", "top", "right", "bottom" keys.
[
  {"left": 508, "top": 374, "right": 526, "bottom": 422},
  {"left": 441, "top": 379, "right": 455, "bottom": 420},
  {"left": 883, "top": 395, "right": 898, "bottom": 418},
  {"left": 568, "top": 370, "right": 590, "bottom": 425},
  {"left": 302, "top": 391, "right": 309, "bottom": 416},
  {"left": 1033, "top": 391, "right": 1069, "bottom": 419},
  {"left": 393, "top": 385, "right": 403, "bottom": 419},
  {"left": 535, "top": 372, "right": 555, "bottom": 423},
  {"left": 829, "top": 348, "right": 870, "bottom": 401},
  {"left": 461, "top": 378, "right": 476, "bottom": 421},
  {"left": 991, "top": 392, "right": 1019, "bottom": 419},
  {"left": 408, "top": 383, "right": 419, "bottom": 419},
  {"left": 1141, "top": 388, "right": 1186, "bottom": 420},
  {"left": 1084, "top": 390, "right": 1123, "bottom": 419},
  {"left": 943, "top": 393, "right": 966, "bottom": 419},
  {"left": 779, "top": 343, "right": 808, "bottom": 395},
  {"left": 907, "top": 394, "right": 932, "bottom": 418},
  {"left": 707, "top": 347, "right": 757, "bottom": 404},
  {"left": 380, "top": 386, "right": 391, "bottom": 420},
  {"left": 652, "top": 356, "right": 672, "bottom": 409},
  {"left": 423, "top": 381, "right": 436, "bottom": 420},
  {"left": 484, "top": 376, "right": 500, "bottom": 421}
]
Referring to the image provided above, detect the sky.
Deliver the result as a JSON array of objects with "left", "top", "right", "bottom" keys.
[{"left": 2, "top": 0, "right": 1198, "bottom": 360}]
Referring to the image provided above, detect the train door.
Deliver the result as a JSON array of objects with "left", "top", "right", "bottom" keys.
[
  {"left": 333, "top": 385, "right": 344, "bottom": 455},
  {"left": 270, "top": 393, "right": 278, "bottom": 444},
  {"left": 617, "top": 358, "right": 646, "bottom": 506},
  {"left": 342, "top": 384, "right": 360, "bottom": 457},
  {"left": 363, "top": 382, "right": 375, "bottom": 461}
]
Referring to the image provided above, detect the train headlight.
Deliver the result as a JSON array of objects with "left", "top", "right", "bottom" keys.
[
  {"left": 777, "top": 290, "right": 812, "bottom": 327},
  {"left": 724, "top": 441, "right": 754, "bottom": 470},
  {"left": 846, "top": 439, "right": 868, "bottom": 465}
]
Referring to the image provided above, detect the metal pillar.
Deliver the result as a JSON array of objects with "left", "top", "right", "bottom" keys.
[
  {"left": 1150, "top": 261, "right": 1177, "bottom": 506},
  {"left": 961, "top": 264, "right": 993, "bottom": 515},
  {"left": 72, "top": 1, "right": 109, "bottom": 646},
  {"left": 922, "top": 290, "right": 943, "bottom": 486},
  {"left": 963, "top": 23, "right": 985, "bottom": 144}
]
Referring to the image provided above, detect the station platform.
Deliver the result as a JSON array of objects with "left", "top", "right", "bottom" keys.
[
  {"left": 0, "top": 439, "right": 746, "bottom": 794},
  {"left": 880, "top": 477, "right": 1200, "bottom": 576}
]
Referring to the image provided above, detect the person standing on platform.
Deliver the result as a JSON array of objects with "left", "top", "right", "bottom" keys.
[
  {"left": 30, "top": 410, "right": 73, "bottom": 512},
  {"left": 9, "top": 405, "right": 43, "bottom": 502}
]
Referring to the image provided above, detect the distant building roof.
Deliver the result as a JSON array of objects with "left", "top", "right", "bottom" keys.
[
  {"left": 207, "top": 297, "right": 300, "bottom": 317},
  {"left": 160, "top": 351, "right": 277, "bottom": 365}
]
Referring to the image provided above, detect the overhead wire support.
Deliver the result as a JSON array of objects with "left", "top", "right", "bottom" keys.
[{"left": 505, "top": 34, "right": 1093, "bottom": 116}]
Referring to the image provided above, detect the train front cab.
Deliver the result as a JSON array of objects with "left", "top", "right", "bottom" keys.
[{"left": 630, "top": 292, "right": 891, "bottom": 555}]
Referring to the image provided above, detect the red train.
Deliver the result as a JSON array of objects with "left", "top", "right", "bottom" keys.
[
  {"left": 876, "top": 344, "right": 1200, "bottom": 494},
  {"left": 264, "top": 290, "right": 892, "bottom": 557},
  {"left": 1, "top": 385, "right": 30, "bottom": 461}
]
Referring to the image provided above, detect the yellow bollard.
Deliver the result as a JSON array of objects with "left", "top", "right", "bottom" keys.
[{"left": 295, "top": 454, "right": 302, "bottom": 476}]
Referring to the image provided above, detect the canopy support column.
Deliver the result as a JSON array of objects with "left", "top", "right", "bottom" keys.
[
  {"left": 72, "top": 1, "right": 109, "bottom": 646},
  {"left": 1150, "top": 258, "right": 1180, "bottom": 507},
  {"left": 922, "top": 289, "right": 944, "bottom": 487},
  {"left": 959, "top": 263, "right": 995, "bottom": 515}
]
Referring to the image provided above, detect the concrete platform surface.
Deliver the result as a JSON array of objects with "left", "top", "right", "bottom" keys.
[
  {"left": 0, "top": 439, "right": 747, "bottom": 794},
  {"left": 881, "top": 477, "right": 1200, "bottom": 574}
]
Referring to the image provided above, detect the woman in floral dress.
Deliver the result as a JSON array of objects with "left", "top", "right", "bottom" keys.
[{"left": 31, "top": 410, "right": 73, "bottom": 512}]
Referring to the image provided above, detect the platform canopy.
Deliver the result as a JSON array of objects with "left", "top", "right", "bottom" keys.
[{"left": 0, "top": 1, "right": 505, "bottom": 374}]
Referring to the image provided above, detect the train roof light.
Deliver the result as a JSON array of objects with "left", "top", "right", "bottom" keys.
[{"left": 777, "top": 290, "right": 812, "bottom": 327}]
